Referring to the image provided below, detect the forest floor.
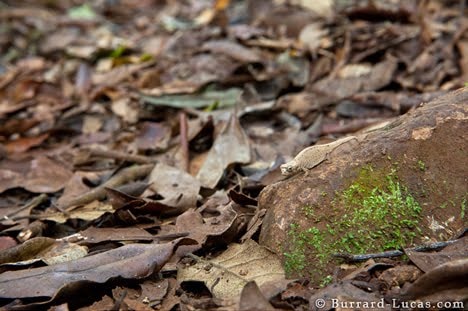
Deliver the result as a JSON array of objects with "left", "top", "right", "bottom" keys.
[{"left": 0, "top": 0, "right": 467, "bottom": 310}]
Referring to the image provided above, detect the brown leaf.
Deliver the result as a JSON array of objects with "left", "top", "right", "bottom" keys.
[
  {"left": 41, "top": 201, "right": 114, "bottom": 223},
  {"left": 0, "top": 156, "right": 73, "bottom": 194},
  {"left": 299, "top": 22, "right": 329, "bottom": 54},
  {"left": 0, "top": 238, "right": 195, "bottom": 299},
  {"left": 4, "top": 133, "right": 50, "bottom": 154},
  {"left": 0, "top": 118, "right": 39, "bottom": 136},
  {"left": 405, "top": 237, "right": 468, "bottom": 272},
  {"left": 79, "top": 227, "right": 154, "bottom": 244},
  {"left": 196, "top": 114, "right": 251, "bottom": 188},
  {"left": 161, "top": 54, "right": 239, "bottom": 90},
  {"left": 140, "top": 279, "right": 169, "bottom": 302},
  {"left": 56, "top": 172, "right": 94, "bottom": 207},
  {"left": 182, "top": 206, "right": 236, "bottom": 243},
  {"left": 239, "top": 281, "right": 276, "bottom": 311},
  {"left": 312, "top": 57, "right": 397, "bottom": 99},
  {"left": 178, "top": 239, "right": 287, "bottom": 300},
  {"left": 0, "top": 236, "right": 17, "bottom": 251},
  {"left": 202, "top": 40, "right": 261, "bottom": 63},
  {"left": 0, "top": 168, "right": 22, "bottom": 194},
  {"left": 309, "top": 280, "right": 391, "bottom": 311},
  {"left": 400, "top": 258, "right": 468, "bottom": 304},
  {"left": 135, "top": 122, "right": 171, "bottom": 151},
  {"left": 378, "top": 265, "right": 422, "bottom": 288},
  {"left": 104, "top": 186, "right": 141, "bottom": 210},
  {"left": 25, "top": 156, "right": 73, "bottom": 193},
  {"left": 147, "top": 163, "right": 201, "bottom": 211}
]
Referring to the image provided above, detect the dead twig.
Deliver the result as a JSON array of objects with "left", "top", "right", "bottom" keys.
[
  {"left": 111, "top": 289, "right": 127, "bottom": 311},
  {"left": 62, "top": 164, "right": 154, "bottom": 211},
  {"left": 3, "top": 194, "right": 48, "bottom": 220},
  {"left": 87, "top": 147, "right": 155, "bottom": 164},
  {"left": 179, "top": 111, "right": 189, "bottom": 172},
  {"left": 333, "top": 239, "right": 458, "bottom": 262}
]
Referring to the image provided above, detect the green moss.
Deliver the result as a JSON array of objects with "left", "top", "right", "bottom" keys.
[
  {"left": 461, "top": 197, "right": 467, "bottom": 220},
  {"left": 283, "top": 166, "right": 423, "bottom": 278},
  {"left": 301, "top": 205, "right": 315, "bottom": 218},
  {"left": 284, "top": 224, "right": 306, "bottom": 275},
  {"left": 320, "top": 275, "right": 333, "bottom": 287},
  {"left": 417, "top": 160, "right": 426, "bottom": 171}
]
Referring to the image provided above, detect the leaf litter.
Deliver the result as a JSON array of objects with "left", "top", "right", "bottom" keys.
[{"left": 0, "top": 0, "right": 466, "bottom": 309}]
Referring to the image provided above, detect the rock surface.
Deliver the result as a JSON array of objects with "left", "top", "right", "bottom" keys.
[{"left": 258, "top": 87, "right": 468, "bottom": 282}]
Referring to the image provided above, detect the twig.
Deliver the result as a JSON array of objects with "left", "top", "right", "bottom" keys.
[
  {"left": 87, "top": 147, "right": 155, "bottom": 164},
  {"left": 153, "top": 232, "right": 190, "bottom": 240},
  {"left": 111, "top": 289, "right": 127, "bottom": 311},
  {"left": 330, "top": 28, "right": 351, "bottom": 78},
  {"left": 62, "top": 164, "right": 154, "bottom": 211},
  {"left": 57, "top": 232, "right": 190, "bottom": 243},
  {"left": 333, "top": 240, "right": 458, "bottom": 262},
  {"left": 3, "top": 194, "right": 48, "bottom": 220},
  {"left": 179, "top": 111, "right": 189, "bottom": 172},
  {"left": 9, "top": 215, "right": 52, "bottom": 221}
]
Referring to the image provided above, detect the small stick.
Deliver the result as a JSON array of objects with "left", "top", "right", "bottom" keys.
[
  {"left": 179, "top": 111, "right": 189, "bottom": 172},
  {"left": 87, "top": 147, "right": 155, "bottom": 164},
  {"left": 333, "top": 240, "right": 458, "bottom": 262},
  {"left": 62, "top": 164, "right": 154, "bottom": 210},
  {"left": 3, "top": 194, "right": 48, "bottom": 220},
  {"left": 111, "top": 289, "right": 127, "bottom": 311}
]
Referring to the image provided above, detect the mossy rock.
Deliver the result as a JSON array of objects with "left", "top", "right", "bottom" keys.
[{"left": 259, "top": 88, "right": 468, "bottom": 285}]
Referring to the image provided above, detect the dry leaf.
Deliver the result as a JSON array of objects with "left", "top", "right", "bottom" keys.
[
  {"left": 177, "top": 239, "right": 286, "bottom": 300},
  {"left": 0, "top": 238, "right": 195, "bottom": 299},
  {"left": 196, "top": 114, "right": 251, "bottom": 188}
]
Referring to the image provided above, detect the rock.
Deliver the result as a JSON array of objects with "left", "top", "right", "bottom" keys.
[{"left": 258, "top": 87, "right": 468, "bottom": 284}]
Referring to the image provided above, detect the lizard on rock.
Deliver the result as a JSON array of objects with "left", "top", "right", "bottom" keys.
[{"left": 280, "top": 136, "right": 357, "bottom": 176}]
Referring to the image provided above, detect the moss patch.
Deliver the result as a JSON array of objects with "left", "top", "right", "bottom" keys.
[{"left": 284, "top": 166, "right": 423, "bottom": 278}]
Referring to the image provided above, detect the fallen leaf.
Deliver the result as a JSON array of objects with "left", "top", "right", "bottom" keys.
[
  {"left": 0, "top": 236, "right": 17, "bottom": 251},
  {"left": 4, "top": 133, "right": 49, "bottom": 154},
  {"left": 177, "top": 239, "right": 286, "bottom": 300},
  {"left": 173, "top": 204, "right": 238, "bottom": 246},
  {"left": 299, "top": 22, "right": 329, "bottom": 54},
  {"left": 312, "top": 57, "right": 398, "bottom": 98},
  {"left": 79, "top": 227, "right": 154, "bottom": 244},
  {"left": 111, "top": 97, "right": 139, "bottom": 124},
  {"left": 147, "top": 163, "right": 201, "bottom": 211},
  {"left": 42, "top": 201, "right": 114, "bottom": 223},
  {"left": 378, "top": 265, "right": 422, "bottom": 288},
  {"left": 0, "top": 238, "right": 195, "bottom": 299},
  {"left": 400, "top": 258, "right": 468, "bottom": 304},
  {"left": 139, "top": 279, "right": 169, "bottom": 303},
  {"left": 239, "top": 281, "right": 275, "bottom": 311},
  {"left": 202, "top": 40, "right": 260, "bottom": 63},
  {"left": 135, "top": 122, "right": 171, "bottom": 151},
  {"left": 404, "top": 237, "right": 468, "bottom": 272},
  {"left": 309, "top": 280, "right": 391, "bottom": 311},
  {"left": 0, "top": 156, "right": 73, "bottom": 193},
  {"left": 196, "top": 113, "right": 251, "bottom": 188}
]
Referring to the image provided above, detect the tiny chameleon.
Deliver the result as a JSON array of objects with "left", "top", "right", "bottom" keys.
[{"left": 280, "top": 136, "right": 357, "bottom": 176}]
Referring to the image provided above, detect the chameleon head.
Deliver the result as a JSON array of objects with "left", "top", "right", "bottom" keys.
[{"left": 280, "top": 161, "right": 297, "bottom": 176}]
